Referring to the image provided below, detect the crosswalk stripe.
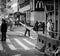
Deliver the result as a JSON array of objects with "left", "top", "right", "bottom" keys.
[
  {"left": 8, "top": 44, "right": 17, "bottom": 50},
  {"left": 0, "top": 44, "right": 3, "bottom": 50},
  {"left": 23, "top": 39, "right": 35, "bottom": 47},
  {"left": 16, "top": 31, "right": 24, "bottom": 34},
  {"left": 29, "top": 36, "right": 37, "bottom": 39},
  {"left": 12, "top": 54, "right": 21, "bottom": 56},
  {"left": 6, "top": 39, "right": 11, "bottom": 43},
  {"left": 14, "top": 38, "right": 30, "bottom": 50}
]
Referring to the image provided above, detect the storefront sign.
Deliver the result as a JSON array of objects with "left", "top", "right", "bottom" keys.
[{"left": 35, "top": 0, "right": 44, "bottom": 11}]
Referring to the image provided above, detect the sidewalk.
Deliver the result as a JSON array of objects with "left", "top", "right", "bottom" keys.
[
  {"left": 0, "top": 24, "right": 45, "bottom": 39},
  {"left": 0, "top": 25, "right": 45, "bottom": 56},
  {"left": 6, "top": 25, "right": 44, "bottom": 37},
  {"left": 6, "top": 26, "right": 25, "bottom": 36}
]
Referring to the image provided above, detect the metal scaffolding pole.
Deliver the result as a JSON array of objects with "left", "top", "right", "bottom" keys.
[
  {"left": 54, "top": 0, "right": 56, "bottom": 38},
  {"left": 18, "top": 0, "right": 19, "bottom": 12},
  {"left": 58, "top": 0, "right": 60, "bottom": 39},
  {"left": 45, "top": 5, "right": 47, "bottom": 35}
]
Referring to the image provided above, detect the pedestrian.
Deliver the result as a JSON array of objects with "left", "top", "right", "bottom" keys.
[
  {"left": 9, "top": 18, "right": 13, "bottom": 31},
  {"left": 24, "top": 21, "right": 30, "bottom": 37},
  {"left": 33, "top": 21, "right": 39, "bottom": 33},
  {"left": 1, "top": 19, "right": 7, "bottom": 41},
  {"left": 47, "top": 19, "right": 52, "bottom": 36}
]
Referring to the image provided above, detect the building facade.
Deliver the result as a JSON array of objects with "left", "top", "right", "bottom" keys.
[
  {"left": 19, "top": 0, "right": 48, "bottom": 26},
  {"left": 19, "top": 0, "right": 60, "bottom": 39}
]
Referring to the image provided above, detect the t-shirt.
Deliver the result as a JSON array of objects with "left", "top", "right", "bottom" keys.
[{"left": 47, "top": 22, "right": 52, "bottom": 32}]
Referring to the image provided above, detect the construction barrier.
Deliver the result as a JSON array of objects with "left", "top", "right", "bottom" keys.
[
  {"left": 35, "top": 33, "right": 60, "bottom": 56},
  {"left": 19, "top": 22, "right": 60, "bottom": 56}
]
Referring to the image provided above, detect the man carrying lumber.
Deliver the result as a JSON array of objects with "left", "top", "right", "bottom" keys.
[{"left": 24, "top": 21, "right": 30, "bottom": 37}]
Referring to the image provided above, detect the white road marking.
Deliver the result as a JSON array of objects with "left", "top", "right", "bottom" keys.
[
  {"left": 29, "top": 36, "right": 37, "bottom": 39},
  {"left": 6, "top": 35, "right": 8, "bottom": 37},
  {"left": 0, "top": 44, "right": 3, "bottom": 50},
  {"left": 8, "top": 44, "right": 17, "bottom": 50},
  {"left": 12, "top": 54, "right": 21, "bottom": 56},
  {"left": 23, "top": 39, "right": 35, "bottom": 47},
  {"left": 14, "top": 38, "right": 30, "bottom": 50},
  {"left": 6, "top": 39, "right": 11, "bottom": 43},
  {"left": 16, "top": 31, "right": 24, "bottom": 34},
  {"left": 7, "top": 30, "right": 10, "bottom": 31}
]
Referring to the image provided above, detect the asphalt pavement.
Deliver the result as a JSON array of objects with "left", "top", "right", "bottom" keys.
[
  {"left": 6, "top": 26, "right": 38, "bottom": 39},
  {"left": 0, "top": 26, "right": 44, "bottom": 56}
]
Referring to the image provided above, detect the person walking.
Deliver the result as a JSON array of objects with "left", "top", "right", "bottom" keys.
[
  {"left": 47, "top": 19, "right": 52, "bottom": 36},
  {"left": 9, "top": 18, "right": 13, "bottom": 31},
  {"left": 24, "top": 21, "right": 30, "bottom": 37},
  {"left": 1, "top": 19, "right": 7, "bottom": 41},
  {"left": 33, "top": 21, "right": 39, "bottom": 33}
]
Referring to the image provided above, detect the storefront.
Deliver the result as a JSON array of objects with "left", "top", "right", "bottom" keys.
[
  {"left": 14, "top": 12, "right": 26, "bottom": 24},
  {"left": 19, "top": 0, "right": 60, "bottom": 39}
]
